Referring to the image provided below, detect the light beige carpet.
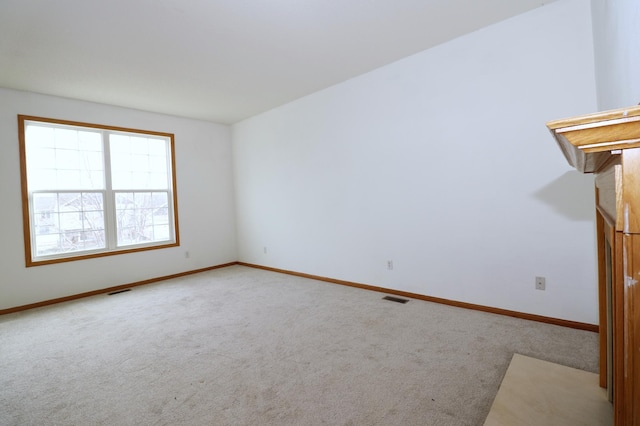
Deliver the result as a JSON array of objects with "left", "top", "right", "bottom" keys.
[
  {"left": 484, "top": 354, "right": 612, "bottom": 426},
  {"left": 0, "top": 265, "right": 599, "bottom": 425}
]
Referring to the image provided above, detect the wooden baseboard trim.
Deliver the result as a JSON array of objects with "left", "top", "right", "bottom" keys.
[
  {"left": 0, "top": 262, "right": 239, "bottom": 315},
  {"left": 238, "top": 262, "right": 599, "bottom": 333},
  {"left": 2, "top": 261, "right": 600, "bottom": 333}
]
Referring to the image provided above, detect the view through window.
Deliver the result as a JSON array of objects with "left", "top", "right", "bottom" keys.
[{"left": 19, "top": 116, "right": 179, "bottom": 266}]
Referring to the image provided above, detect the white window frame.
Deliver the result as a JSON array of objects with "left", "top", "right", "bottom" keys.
[{"left": 18, "top": 115, "right": 180, "bottom": 266}]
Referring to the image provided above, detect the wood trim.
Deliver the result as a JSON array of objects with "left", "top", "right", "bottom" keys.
[
  {"left": 596, "top": 207, "right": 608, "bottom": 387},
  {"left": 17, "top": 115, "right": 175, "bottom": 138},
  {"left": 597, "top": 205, "right": 617, "bottom": 230},
  {"left": 623, "top": 233, "right": 640, "bottom": 425},
  {"left": 596, "top": 152, "right": 624, "bottom": 174},
  {"left": 0, "top": 262, "right": 238, "bottom": 315},
  {"left": 557, "top": 121, "right": 640, "bottom": 151},
  {"left": 17, "top": 115, "right": 33, "bottom": 268},
  {"left": 582, "top": 137, "right": 640, "bottom": 153},
  {"left": 546, "top": 105, "right": 640, "bottom": 131},
  {"left": 622, "top": 148, "right": 640, "bottom": 234},
  {"left": 548, "top": 105, "right": 640, "bottom": 425},
  {"left": 25, "top": 242, "right": 181, "bottom": 267},
  {"left": 548, "top": 131, "right": 611, "bottom": 173},
  {"left": 238, "top": 262, "right": 599, "bottom": 333},
  {"left": 17, "top": 115, "right": 181, "bottom": 267},
  {"left": 3, "top": 260, "right": 599, "bottom": 334},
  {"left": 595, "top": 157, "right": 622, "bottom": 230},
  {"left": 613, "top": 230, "right": 625, "bottom": 424},
  {"left": 546, "top": 105, "right": 640, "bottom": 173},
  {"left": 169, "top": 131, "right": 180, "bottom": 248}
]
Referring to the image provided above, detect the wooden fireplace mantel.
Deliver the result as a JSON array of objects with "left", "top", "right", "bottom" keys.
[
  {"left": 547, "top": 105, "right": 640, "bottom": 425},
  {"left": 547, "top": 105, "right": 640, "bottom": 172}
]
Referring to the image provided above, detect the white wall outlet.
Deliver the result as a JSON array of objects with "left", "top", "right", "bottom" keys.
[
  {"left": 263, "top": 246, "right": 267, "bottom": 254},
  {"left": 387, "top": 260, "right": 394, "bottom": 270},
  {"left": 535, "top": 276, "right": 546, "bottom": 291},
  {"left": 185, "top": 251, "right": 190, "bottom": 258}
]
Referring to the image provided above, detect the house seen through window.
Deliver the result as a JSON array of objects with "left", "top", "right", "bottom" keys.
[{"left": 19, "top": 116, "right": 179, "bottom": 266}]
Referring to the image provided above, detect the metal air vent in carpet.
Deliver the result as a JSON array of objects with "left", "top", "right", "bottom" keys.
[
  {"left": 107, "top": 289, "right": 132, "bottom": 295},
  {"left": 382, "top": 295, "right": 409, "bottom": 304}
]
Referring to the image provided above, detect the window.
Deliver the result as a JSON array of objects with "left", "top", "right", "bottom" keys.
[{"left": 18, "top": 115, "right": 180, "bottom": 266}]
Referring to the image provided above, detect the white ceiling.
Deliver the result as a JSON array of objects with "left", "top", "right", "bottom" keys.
[{"left": 0, "top": 0, "right": 556, "bottom": 124}]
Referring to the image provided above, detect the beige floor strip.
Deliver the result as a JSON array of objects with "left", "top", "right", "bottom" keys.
[{"left": 484, "top": 354, "right": 613, "bottom": 426}]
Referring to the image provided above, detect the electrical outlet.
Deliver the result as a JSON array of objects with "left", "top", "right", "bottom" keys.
[
  {"left": 185, "top": 251, "right": 190, "bottom": 258},
  {"left": 535, "top": 276, "right": 546, "bottom": 291},
  {"left": 263, "top": 246, "right": 267, "bottom": 254},
  {"left": 387, "top": 260, "right": 394, "bottom": 270}
]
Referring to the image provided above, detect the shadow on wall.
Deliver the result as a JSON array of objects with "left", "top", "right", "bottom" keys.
[{"left": 533, "top": 171, "right": 594, "bottom": 222}]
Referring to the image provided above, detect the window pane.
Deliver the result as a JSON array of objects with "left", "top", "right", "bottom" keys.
[
  {"left": 58, "top": 192, "right": 81, "bottom": 208},
  {"left": 83, "top": 151, "right": 104, "bottom": 170},
  {"left": 154, "top": 224, "right": 170, "bottom": 240},
  {"left": 80, "top": 171, "right": 105, "bottom": 189},
  {"left": 35, "top": 234, "right": 61, "bottom": 256},
  {"left": 110, "top": 134, "right": 169, "bottom": 190},
  {"left": 31, "top": 191, "right": 106, "bottom": 256},
  {"left": 151, "top": 192, "right": 168, "bottom": 208},
  {"left": 83, "top": 211, "right": 105, "bottom": 231},
  {"left": 148, "top": 140, "right": 166, "bottom": 156},
  {"left": 33, "top": 192, "right": 58, "bottom": 214},
  {"left": 115, "top": 191, "right": 171, "bottom": 247},
  {"left": 134, "top": 192, "right": 151, "bottom": 208},
  {"left": 56, "top": 149, "right": 81, "bottom": 169},
  {"left": 81, "top": 192, "right": 104, "bottom": 210},
  {"left": 30, "top": 171, "right": 55, "bottom": 191},
  {"left": 78, "top": 131, "right": 102, "bottom": 152},
  {"left": 133, "top": 154, "right": 149, "bottom": 171},
  {"left": 33, "top": 193, "right": 59, "bottom": 237},
  {"left": 28, "top": 148, "right": 57, "bottom": 170},
  {"left": 149, "top": 155, "right": 167, "bottom": 172},
  {"left": 59, "top": 211, "right": 82, "bottom": 232},
  {"left": 81, "top": 230, "right": 106, "bottom": 250},
  {"left": 132, "top": 172, "right": 150, "bottom": 188},
  {"left": 54, "top": 128, "right": 79, "bottom": 150},
  {"left": 25, "top": 124, "right": 104, "bottom": 191},
  {"left": 154, "top": 207, "right": 169, "bottom": 225},
  {"left": 130, "top": 136, "right": 148, "bottom": 154},
  {"left": 26, "top": 126, "right": 55, "bottom": 149},
  {"left": 57, "top": 170, "right": 82, "bottom": 189}
]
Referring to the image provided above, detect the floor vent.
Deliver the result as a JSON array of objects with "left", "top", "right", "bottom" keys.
[
  {"left": 108, "top": 289, "right": 132, "bottom": 296},
  {"left": 382, "top": 295, "right": 409, "bottom": 304}
]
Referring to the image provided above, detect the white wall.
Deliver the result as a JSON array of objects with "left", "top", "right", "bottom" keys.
[
  {"left": 591, "top": 0, "right": 640, "bottom": 110},
  {"left": 233, "top": 0, "right": 600, "bottom": 324},
  {"left": 0, "top": 88, "right": 237, "bottom": 310}
]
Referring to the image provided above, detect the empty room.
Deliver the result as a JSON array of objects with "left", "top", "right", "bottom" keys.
[{"left": 1, "top": 0, "right": 638, "bottom": 424}]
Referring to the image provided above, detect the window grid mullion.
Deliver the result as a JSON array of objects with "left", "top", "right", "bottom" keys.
[{"left": 102, "top": 130, "right": 117, "bottom": 251}]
